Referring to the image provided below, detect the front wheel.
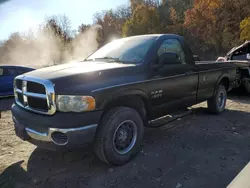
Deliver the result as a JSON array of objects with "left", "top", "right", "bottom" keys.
[
  {"left": 207, "top": 85, "right": 227, "bottom": 114},
  {"left": 94, "top": 107, "right": 144, "bottom": 165}
]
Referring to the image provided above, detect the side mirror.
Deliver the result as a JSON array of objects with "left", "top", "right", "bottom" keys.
[
  {"left": 158, "top": 52, "right": 182, "bottom": 65},
  {"left": 193, "top": 55, "right": 200, "bottom": 61}
]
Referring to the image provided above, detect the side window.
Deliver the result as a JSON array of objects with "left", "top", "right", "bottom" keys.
[
  {"left": 157, "top": 39, "right": 186, "bottom": 64},
  {"left": 231, "top": 45, "right": 249, "bottom": 60},
  {"left": 6, "top": 68, "right": 17, "bottom": 76},
  {"left": 232, "top": 51, "right": 246, "bottom": 61},
  {"left": 0, "top": 68, "right": 3, "bottom": 76},
  {"left": 16, "top": 68, "right": 25, "bottom": 76}
]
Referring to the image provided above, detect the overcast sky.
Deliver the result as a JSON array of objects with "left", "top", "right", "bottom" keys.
[{"left": 0, "top": 0, "right": 128, "bottom": 40}]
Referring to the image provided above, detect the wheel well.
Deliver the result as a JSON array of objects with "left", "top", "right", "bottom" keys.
[
  {"left": 219, "top": 77, "right": 230, "bottom": 91},
  {"left": 102, "top": 95, "right": 150, "bottom": 125}
]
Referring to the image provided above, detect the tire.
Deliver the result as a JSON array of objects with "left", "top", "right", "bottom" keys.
[
  {"left": 94, "top": 107, "right": 144, "bottom": 165},
  {"left": 207, "top": 85, "right": 227, "bottom": 114}
]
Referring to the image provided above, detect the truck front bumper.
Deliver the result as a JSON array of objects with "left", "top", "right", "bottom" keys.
[{"left": 11, "top": 103, "right": 103, "bottom": 150}]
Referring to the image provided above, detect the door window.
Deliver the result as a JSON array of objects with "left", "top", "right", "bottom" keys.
[
  {"left": 231, "top": 44, "right": 250, "bottom": 60},
  {"left": 157, "top": 39, "right": 186, "bottom": 64},
  {"left": 5, "top": 68, "right": 17, "bottom": 76},
  {"left": 0, "top": 68, "right": 3, "bottom": 76},
  {"left": 15, "top": 68, "right": 25, "bottom": 76}
]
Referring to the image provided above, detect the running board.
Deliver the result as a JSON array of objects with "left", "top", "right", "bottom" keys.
[{"left": 148, "top": 109, "right": 192, "bottom": 128}]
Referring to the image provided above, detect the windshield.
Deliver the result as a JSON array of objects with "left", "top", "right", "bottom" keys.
[{"left": 86, "top": 36, "right": 156, "bottom": 64}]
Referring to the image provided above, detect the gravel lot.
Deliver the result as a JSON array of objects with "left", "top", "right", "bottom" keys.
[{"left": 0, "top": 91, "right": 250, "bottom": 188}]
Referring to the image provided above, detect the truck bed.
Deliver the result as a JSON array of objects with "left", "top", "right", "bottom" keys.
[{"left": 196, "top": 60, "right": 250, "bottom": 92}]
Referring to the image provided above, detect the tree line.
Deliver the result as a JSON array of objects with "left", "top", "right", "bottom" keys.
[
  {"left": 0, "top": 0, "right": 250, "bottom": 66},
  {"left": 95, "top": 0, "right": 250, "bottom": 59}
]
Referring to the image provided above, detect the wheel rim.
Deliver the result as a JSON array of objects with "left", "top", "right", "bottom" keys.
[
  {"left": 113, "top": 120, "right": 137, "bottom": 155},
  {"left": 218, "top": 91, "right": 225, "bottom": 108}
]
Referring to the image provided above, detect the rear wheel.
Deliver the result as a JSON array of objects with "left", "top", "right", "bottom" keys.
[
  {"left": 207, "top": 85, "right": 227, "bottom": 114},
  {"left": 94, "top": 107, "right": 144, "bottom": 165}
]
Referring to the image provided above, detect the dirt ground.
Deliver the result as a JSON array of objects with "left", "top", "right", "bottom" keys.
[{"left": 0, "top": 91, "right": 250, "bottom": 188}]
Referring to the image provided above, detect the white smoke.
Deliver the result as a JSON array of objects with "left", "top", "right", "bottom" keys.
[
  {"left": 70, "top": 25, "right": 101, "bottom": 62},
  {"left": 0, "top": 25, "right": 101, "bottom": 69}
]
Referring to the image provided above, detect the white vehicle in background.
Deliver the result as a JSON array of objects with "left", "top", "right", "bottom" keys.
[
  {"left": 216, "top": 41, "right": 250, "bottom": 62},
  {"left": 216, "top": 41, "right": 250, "bottom": 93}
]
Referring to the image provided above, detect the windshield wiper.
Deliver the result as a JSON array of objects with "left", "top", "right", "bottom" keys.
[
  {"left": 86, "top": 57, "right": 122, "bottom": 62},
  {"left": 83, "top": 57, "right": 137, "bottom": 64}
]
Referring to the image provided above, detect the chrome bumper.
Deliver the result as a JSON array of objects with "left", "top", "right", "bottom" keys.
[
  {"left": 25, "top": 125, "right": 98, "bottom": 145},
  {"left": 13, "top": 115, "right": 98, "bottom": 146}
]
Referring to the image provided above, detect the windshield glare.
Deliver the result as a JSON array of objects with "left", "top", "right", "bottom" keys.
[{"left": 86, "top": 36, "right": 156, "bottom": 64}]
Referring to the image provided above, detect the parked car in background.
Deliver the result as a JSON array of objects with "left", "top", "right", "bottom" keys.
[
  {"left": 216, "top": 41, "right": 250, "bottom": 62},
  {"left": 0, "top": 65, "right": 34, "bottom": 97}
]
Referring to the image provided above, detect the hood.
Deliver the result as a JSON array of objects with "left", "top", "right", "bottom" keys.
[
  {"left": 23, "top": 61, "right": 143, "bottom": 95},
  {"left": 24, "top": 61, "right": 136, "bottom": 80}
]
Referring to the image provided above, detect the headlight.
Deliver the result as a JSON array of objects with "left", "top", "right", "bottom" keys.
[{"left": 56, "top": 95, "right": 96, "bottom": 112}]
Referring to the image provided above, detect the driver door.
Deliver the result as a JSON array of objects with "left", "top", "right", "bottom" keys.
[{"left": 150, "top": 38, "right": 198, "bottom": 115}]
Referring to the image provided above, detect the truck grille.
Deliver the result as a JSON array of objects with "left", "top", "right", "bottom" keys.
[
  {"left": 27, "top": 81, "right": 46, "bottom": 94},
  {"left": 14, "top": 75, "right": 56, "bottom": 115}
]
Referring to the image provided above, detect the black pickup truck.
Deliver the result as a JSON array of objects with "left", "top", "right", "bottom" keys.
[{"left": 11, "top": 34, "right": 250, "bottom": 165}]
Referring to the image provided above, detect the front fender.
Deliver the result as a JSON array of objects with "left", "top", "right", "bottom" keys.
[{"left": 101, "top": 89, "right": 151, "bottom": 109}]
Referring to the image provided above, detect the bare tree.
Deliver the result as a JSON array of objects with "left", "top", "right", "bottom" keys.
[
  {"left": 43, "top": 14, "right": 72, "bottom": 42},
  {"left": 78, "top": 24, "right": 91, "bottom": 33}
]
